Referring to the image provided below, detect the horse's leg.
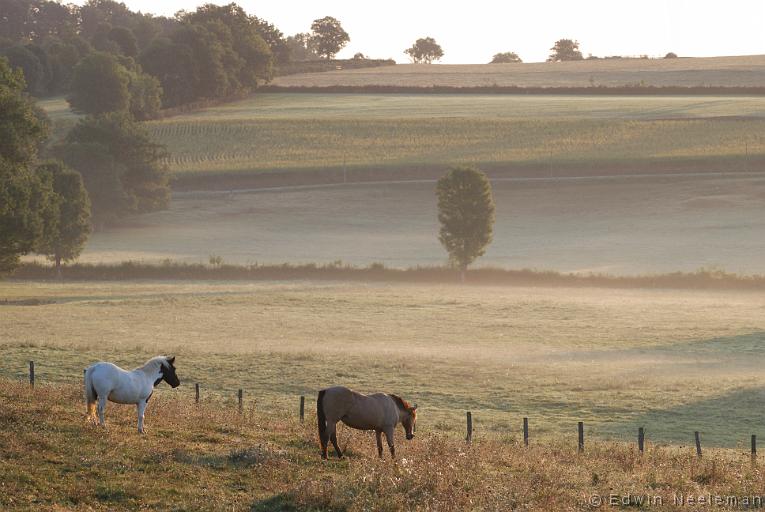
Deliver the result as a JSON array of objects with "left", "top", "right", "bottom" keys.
[
  {"left": 384, "top": 427, "right": 395, "bottom": 458},
  {"left": 97, "top": 395, "right": 107, "bottom": 427},
  {"left": 137, "top": 399, "right": 147, "bottom": 434},
  {"left": 319, "top": 420, "right": 331, "bottom": 460},
  {"left": 327, "top": 422, "right": 343, "bottom": 459},
  {"left": 375, "top": 430, "right": 384, "bottom": 459}
]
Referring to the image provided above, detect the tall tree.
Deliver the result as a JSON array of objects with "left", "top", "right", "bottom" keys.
[
  {"left": 436, "top": 166, "right": 495, "bottom": 281},
  {"left": 62, "top": 112, "right": 169, "bottom": 214},
  {"left": 309, "top": 16, "right": 349, "bottom": 59},
  {"left": 68, "top": 51, "right": 130, "bottom": 114},
  {"left": 0, "top": 57, "right": 53, "bottom": 274},
  {"left": 548, "top": 39, "right": 583, "bottom": 62},
  {"left": 404, "top": 37, "right": 444, "bottom": 64},
  {"left": 35, "top": 160, "right": 91, "bottom": 276}
]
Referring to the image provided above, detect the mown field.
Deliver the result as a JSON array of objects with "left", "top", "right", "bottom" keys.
[
  {"left": 40, "top": 93, "right": 765, "bottom": 181},
  {"left": 2, "top": 281, "right": 764, "bottom": 449},
  {"left": 65, "top": 176, "right": 765, "bottom": 275},
  {"left": 272, "top": 55, "right": 765, "bottom": 88}
]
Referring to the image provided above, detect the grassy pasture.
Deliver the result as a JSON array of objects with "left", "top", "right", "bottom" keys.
[
  {"left": 272, "top": 55, "right": 765, "bottom": 88},
  {"left": 2, "top": 280, "right": 765, "bottom": 449},
  {"left": 144, "top": 93, "right": 765, "bottom": 178},
  {"left": 5, "top": 380, "right": 765, "bottom": 511},
  {"left": 62, "top": 176, "right": 765, "bottom": 275}
]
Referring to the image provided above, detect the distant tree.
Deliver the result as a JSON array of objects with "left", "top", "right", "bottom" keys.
[
  {"left": 285, "top": 32, "right": 320, "bottom": 61},
  {"left": 309, "top": 16, "right": 349, "bottom": 59},
  {"left": 490, "top": 52, "right": 522, "bottom": 64},
  {"left": 548, "top": 39, "right": 583, "bottom": 62},
  {"left": 0, "top": 57, "right": 53, "bottom": 274},
  {"left": 664, "top": 52, "right": 678, "bottom": 59},
  {"left": 353, "top": 52, "right": 366, "bottom": 60},
  {"left": 68, "top": 51, "right": 131, "bottom": 114},
  {"left": 61, "top": 112, "right": 169, "bottom": 214},
  {"left": 251, "top": 16, "right": 289, "bottom": 64},
  {"left": 124, "top": 62, "right": 162, "bottom": 120},
  {"left": 54, "top": 141, "right": 128, "bottom": 226},
  {"left": 436, "top": 166, "right": 495, "bottom": 281},
  {"left": 107, "top": 26, "right": 138, "bottom": 57},
  {"left": 35, "top": 160, "right": 91, "bottom": 277},
  {"left": 139, "top": 37, "right": 198, "bottom": 107},
  {"left": 405, "top": 37, "right": 444, "bottom": 64},
  {"left": 1, "top": 45, "right": 46, "bottom": 95}
]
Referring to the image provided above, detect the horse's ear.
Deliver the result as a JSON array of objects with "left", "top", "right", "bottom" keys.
[
  {"left": 411, "top": 404, "right": 418, "bottom": 411},
  {"left": 167, "top": 356, "right": 175, "bottom": 365}
]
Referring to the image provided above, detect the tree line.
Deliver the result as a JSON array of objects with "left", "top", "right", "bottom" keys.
[{"left": 0, "top": 1, "right": 354, "bottom": 111}]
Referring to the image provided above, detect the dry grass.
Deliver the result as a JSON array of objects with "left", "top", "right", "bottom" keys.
[
  {"left": 2, "top": 379, "right": 765, "bottom": 511},
  {"left": 2, "top": 280, "right": 765, "bottom": 447},
  {"left": 272, "top": 56, "right": 765, "bottom": 88}
]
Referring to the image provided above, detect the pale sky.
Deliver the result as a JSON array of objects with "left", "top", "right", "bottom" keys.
[{"left": 77, "top": 0, "right": 765, "bottom": 63}]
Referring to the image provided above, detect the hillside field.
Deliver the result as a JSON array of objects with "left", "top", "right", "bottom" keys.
[
  {"left": 41, "top": 93, "right": 765, "bottom": 182},
  {"left": 2, "top": 280, "right": 765, "bottom": 449},
  {"left": 272, "top": 55, "right": 765, "bottom": 88}
]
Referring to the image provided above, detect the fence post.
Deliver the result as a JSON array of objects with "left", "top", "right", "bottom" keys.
[
  {"left": 694, "top": 431, "right": 702, "bottom": 458},
  {"left": 752, "top": 435, "right": 757, "bottom": 461},
  {"left": 238, "top": 389, "right": 243, "bottom": 413},
  {"left": 578, "top": 421, "right": 584, "bottom": 452},
  {"left": 195, "top": 383, "right": 200, "bottom": 404},
  {"left": 466, "top": 411, "right": 473, "bottom": 444},
  {"left": 523, "top": 417, "right": 529, "bottom": 447},
  {"left": 638, "top": 427, "right": 645, "bottom": 453},
  {"left": 29, "top": 361, "right": 35, "bottom": 388},
  {"left": 299, "top": 395, "right": 305, "bottom": 423}
]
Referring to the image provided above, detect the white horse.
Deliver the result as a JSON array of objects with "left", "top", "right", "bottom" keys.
[{"left": 84, "top": 356, "right": 180, "bottom": 433}]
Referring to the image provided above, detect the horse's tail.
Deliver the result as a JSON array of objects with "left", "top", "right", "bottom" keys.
[
  {"left": 317, "top": 389, "right": 327, "bottom": 445},
  {"left": 84, "top": 366, "right": 97, "bottom": 416}
]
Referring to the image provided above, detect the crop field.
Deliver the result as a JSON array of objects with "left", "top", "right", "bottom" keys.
[
  {"left": 2, "top": 280, "right": 765, "bottom": 450},
  {"left": 66, "top": 175, "right": 765, "bottom": 275},
  {"left": 40, "top": 92, "right": 765, "bottom": 180},
  {"left": 271, "top": 55, "right": 765, "bottom": 88},
  {"left": 144, "top": 93, "right": 765, "bottom": 178}
]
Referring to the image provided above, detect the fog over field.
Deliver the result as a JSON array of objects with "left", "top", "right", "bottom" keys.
[{"left": 75, "top": 175, "right": 765, "bottom": 275}]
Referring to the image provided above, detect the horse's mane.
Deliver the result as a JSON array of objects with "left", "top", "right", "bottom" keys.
[
  {"left": 389, "top": 394, "right": 414, "bottom": 411},
  {"left": 138, "top": 356, "right": 170, "bottom": 371}
]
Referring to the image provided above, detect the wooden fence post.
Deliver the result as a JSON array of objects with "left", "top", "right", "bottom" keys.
[
  {"left": 694, "top": 431, "right": 702, "bottom": 458},
  {"left": 638, "top": 427, "right": 645, "bottom": 453},
  {"left": 466, "top": 411, "right": 473, "bottom": 444},
  {"left": 752, "top": 435, "right": 757, "bottom": 461},
  {"left": 238, "top": 389, "right": 243, "bottom": 413},
  {"left": 29, "top": 361, "right": 34, "bottom": 388},
  {"left": 578, "top": 421, "right": 584, "bottom": 452},
  {"left": 299, "top": 395, "right": 305, "bottom": 423},
  {"left": 523, "top": 417, "right": 529, "bottom": 447},
  {"left": 195, "top": 383, "right": 200, "bottom": 404}
]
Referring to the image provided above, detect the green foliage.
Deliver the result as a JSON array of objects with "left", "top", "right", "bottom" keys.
[
  {"left": 107, "top": 26, "right": 138, "bottom": 57},
  {"left": 548, "top": 39, "right": 584, "bottom": 62},
  {"left": 404, "top": 37, "right": 444, "bottom": 64},
  {"left": 284, "top": 33, "right": 320, "bottom": 62},
  {"left": 665, "top": 52, "right": 679, "bottom": 59},
  {"left": 139, "top": 37, "right": 197, "bottom": 108},
  {"left": 60, "top": 112, "right": 169, "bottom": 216},
  {"left": 1, "top": 45, "right": 46, "bottom": 95},
  {"left": 34, "top": 160, "right": 91, "bottom": 271},
  {"left": 126, "top": 65, "right": 162, "bottom": 120},
  {"left": 436, "top": 165, "right": 495, "bottom": 272},
  {"left": 490, "top": 52, "right": 522, "bottom": 64},
  {"left": 68, "top": 52, "right": 130, "bottom": 115},
  {"left": 0, "top": 57, "right": 54, "bottom": 274},
  {"left": 309, "top": 16, "right": 349, "bottom": 60}
]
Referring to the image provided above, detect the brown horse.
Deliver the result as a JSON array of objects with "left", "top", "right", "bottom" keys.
[{"left": 317, "top": 386, "right": 417, "bottom": 459}]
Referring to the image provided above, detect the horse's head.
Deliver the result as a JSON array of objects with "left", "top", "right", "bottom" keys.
[
  {"left": 160, "top": 356, "right": 181, "bottom": 388},
  {"left": 391, "top": 394, "right": 418, "bottom": 440},
  {"left": 402, "top": 404, "right": 417, "bottom": 440}
]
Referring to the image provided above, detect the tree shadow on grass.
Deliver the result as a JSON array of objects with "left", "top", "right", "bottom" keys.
[{"left": 602, "top": 385, "right": 765, "bottom": 448}]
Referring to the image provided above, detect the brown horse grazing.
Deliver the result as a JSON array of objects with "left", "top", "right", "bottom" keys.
[{"left": 317, "top": 386, "right": 417, "bottom": 459}]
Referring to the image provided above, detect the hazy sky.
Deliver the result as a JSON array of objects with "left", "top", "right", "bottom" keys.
[{"left": 78, "top": 1, "right": 765, "bottom": 63}]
